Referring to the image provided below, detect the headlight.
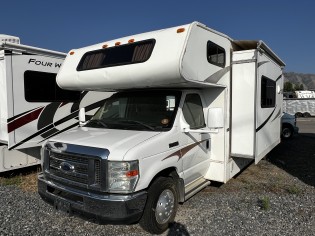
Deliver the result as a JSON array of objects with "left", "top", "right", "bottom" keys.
[
  {"left": 40, "top": 147, "right": 45, "bottom": 170},
  {"left": 107, "top": 161, "right": 139, "bottom": 193}
]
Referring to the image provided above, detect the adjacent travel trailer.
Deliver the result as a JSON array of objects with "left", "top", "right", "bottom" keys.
[
  {"left": 283, "top": 98, "right": 315, "bottom": 117},
  {"left": 38, "top": 22, "right": 285, "bottom": 234},
  {"left": 0, "top": 35, "right": 110, "bottom": 172},
  {"left": 283, "top": 90, "right": 315, "bottom": 117}
]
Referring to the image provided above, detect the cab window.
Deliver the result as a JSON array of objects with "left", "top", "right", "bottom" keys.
[{"left": 182, "top": 94, "right": 205, "bottom": 129}]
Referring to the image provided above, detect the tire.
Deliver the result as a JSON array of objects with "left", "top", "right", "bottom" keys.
[
  {"left": 140, "top": 177, "right": 178, "bottom": 234},
  {"left": 295, "top": 112, "right": 303, "bottom": 118},
  {"left": 303, "top": 112, "right": 311, "bottom": 118},
  {"left": 282, "top": 126, "right": 293, "bottom": 139}
]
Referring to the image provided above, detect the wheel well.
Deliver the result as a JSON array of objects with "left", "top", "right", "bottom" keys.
[
  {"left": 282, "top": 123, "right": 293, "bottom": 130},
  {"left": 147, "top": 167, "right": 185, "bottom": 203},
  {"left": 149, "top": 167, "right": 179, "bottom": 186}
]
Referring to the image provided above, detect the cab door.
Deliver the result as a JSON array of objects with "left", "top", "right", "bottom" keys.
[{"left": 181, "top": 93, "right": 210, "bottom": 185}]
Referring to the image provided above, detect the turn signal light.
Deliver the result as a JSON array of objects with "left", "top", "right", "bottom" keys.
[
  {"left": 69, "top": 51, "right": 75, "bottom": 55},
  {"left": 126, "top": 170, "right": 139, "bottom": 177}
]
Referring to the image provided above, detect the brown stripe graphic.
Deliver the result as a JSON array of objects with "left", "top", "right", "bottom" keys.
[{"left": 162, "top": 140, "right": 207, "bottom": 162}]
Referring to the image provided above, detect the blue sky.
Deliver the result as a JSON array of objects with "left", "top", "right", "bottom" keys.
[{"left": 2, "top": 1, "right": 314, "bottom": 74}]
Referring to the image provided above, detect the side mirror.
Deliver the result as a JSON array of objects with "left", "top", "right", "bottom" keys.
[
  {"left": 79, "top": 108, "right": 86, "bottom": 126},
  {"left": 208, "top": 108, "right": 223, "bottom": 129}
]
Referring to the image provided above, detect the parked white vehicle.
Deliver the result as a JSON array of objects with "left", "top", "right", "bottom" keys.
[
  {"left": 0, "top": 35, "right": 110, "bottom": 172},
  {"left": 295, "top": 90, "right": 315, "bottom": 98},
  {"left": 38, "top": 22, "right": 285, "bottom": 234}
]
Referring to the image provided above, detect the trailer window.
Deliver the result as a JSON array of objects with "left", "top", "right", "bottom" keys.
[
  {"left": 261, "top": 76, "right": 276, "bottom": 108},
  {"left": 24, "top": 71, "right": 80, "bottom": 102},
  {"left": 182, "top": 94, "right": 205, "bottom": 129},
  {"left": 207, "top": 41, "right": 225, "bottom": 68},
  {"left": 77, "top": 39, "right": 155, "bottom": 71}
]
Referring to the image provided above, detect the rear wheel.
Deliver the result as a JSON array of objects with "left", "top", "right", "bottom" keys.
[
  {"left": 140, "top": 177, "right": 178, "bottom": 234},
  {"left": 303, "top": 112, "right": 311, "bottom": 118}
]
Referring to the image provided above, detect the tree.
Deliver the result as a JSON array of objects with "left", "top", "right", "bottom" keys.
[
  {"left": 294, "top": 83, "right": 304, "bottom": 91},
  {"left": 284, "top": 81, "right": 294, "bottom": 92}
]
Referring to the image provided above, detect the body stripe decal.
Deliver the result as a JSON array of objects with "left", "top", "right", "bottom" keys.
[
  {"left": 37, "top": 102, "right": 61, "bottom": 131},
  {"left": 39, "top": 123, "right": 79, "bottom": 143},
  {"left": 275, "top": 74, "right": 282, "bottom": 82},
  {"left": 8, "top": 98, "right": 107, "bottom": 150},
  {"left": 271, "top": 108, "right": 281, "bottom": 123},
  {"left": 162, "top": 139, "right": 208, "bottom": 161},
  {"left": 7, "top": 107, "right": 44, "bottom": 133},
  {"left": 7, "top": 107, "right": 43, "bottom": 123},
  {"left": 256, "top": 107, "right": 276, "bottom": 132}
]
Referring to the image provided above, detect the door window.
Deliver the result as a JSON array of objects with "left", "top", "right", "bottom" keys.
[{"left": 182, "top": 94, "right": 205, "bottom": 129}]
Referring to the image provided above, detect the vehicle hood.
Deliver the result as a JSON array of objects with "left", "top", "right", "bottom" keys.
[
  {"left": 49, "top": 127, "right": 160, "bottom": 161},
  {"left": 282, "top": 112, "right": 295, "bottom": 120}
]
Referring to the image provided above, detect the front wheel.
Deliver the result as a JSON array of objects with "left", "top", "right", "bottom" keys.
[
  {"left": 295, "top": 112, "right": 303, "bottom": 118},
  {"left": 140, "top": 177, "right": 178, "bottom": 234}
]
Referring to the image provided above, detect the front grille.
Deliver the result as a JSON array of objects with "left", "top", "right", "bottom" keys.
[
  {"left": 94, "top": 160, "right": 101, "bottom": 186},
  {"left": 48, "top": 151, "right": 101, "bottom": 187}
]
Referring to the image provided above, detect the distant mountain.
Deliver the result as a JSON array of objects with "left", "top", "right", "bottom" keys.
[{"left": 283, "top": 72, "right": 315, "bottom": 90}]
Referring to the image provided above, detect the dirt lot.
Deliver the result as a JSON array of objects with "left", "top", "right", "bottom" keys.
[{"left": 206, "top": 117, "right": 315, "bottom": 194}]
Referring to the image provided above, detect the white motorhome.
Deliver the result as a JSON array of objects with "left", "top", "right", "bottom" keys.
[
  {"left": 38, "top": 22, "right": 285, "bottom": 234},
  {"left": 0, "top": 35, "right": 110, "bottom": 172}
]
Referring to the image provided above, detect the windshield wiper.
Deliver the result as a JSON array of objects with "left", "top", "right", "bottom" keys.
[
  {"left": 87, "top": 119, "right": 108, "bottom": 128},
  {"left": 122, "top": 120, "right": 155, "bottom": 131}
]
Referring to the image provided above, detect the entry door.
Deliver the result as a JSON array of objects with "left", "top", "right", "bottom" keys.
[{"left": 181, "top": 93, "right": 210, "bottom": 185}]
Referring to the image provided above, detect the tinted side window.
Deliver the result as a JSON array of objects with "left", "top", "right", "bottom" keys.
[
  {"left": 182, "top": 94, "right": 205, "bottom": 129},
  {"left": 207, "top": 41, "right": 225, "bottom": 68},
  {"left": 77, "top": 39, "right": 155, "bottom": 71},
  {"left": 24, "top": 71, "right": 80, "bottom": 102},
  {"left": 261, "top": 76, "right": 276, "bottom": 108}
]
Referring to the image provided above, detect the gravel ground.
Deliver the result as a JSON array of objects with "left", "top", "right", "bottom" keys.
[{"left": 0, "top": 131, "right": 314, "bottom": 235}]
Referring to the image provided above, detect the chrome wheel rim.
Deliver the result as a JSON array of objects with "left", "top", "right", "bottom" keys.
[{"left": 155, "top": 189, "right": 175, "bottom": 224}]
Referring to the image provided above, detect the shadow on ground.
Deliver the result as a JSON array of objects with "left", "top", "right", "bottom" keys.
[
  {"left": 168, "top": 222, "right": 190, "bottom": 236},
  {"left": 266, "top": 133, "right": 315, "bottom": 187}
]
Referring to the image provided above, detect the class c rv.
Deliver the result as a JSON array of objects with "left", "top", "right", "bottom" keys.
[
  {"left": 38, "top": 22, "right": 285, "bottom": 234},
  {"left": 0, "top": 35, "right": 110, "bottom": 172}
]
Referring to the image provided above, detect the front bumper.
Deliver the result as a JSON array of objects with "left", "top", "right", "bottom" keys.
[{"left": 38, "top": 173, "right": 147, "bottom": 223}]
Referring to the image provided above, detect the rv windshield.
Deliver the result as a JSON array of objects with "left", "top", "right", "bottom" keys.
[{"left": 85, "top": 90, "right": 181, "bottom": 131}]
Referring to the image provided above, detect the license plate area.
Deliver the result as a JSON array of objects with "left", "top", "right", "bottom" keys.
[{"left": 54, "top": 198, "right": 72, "bottom": 214}]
